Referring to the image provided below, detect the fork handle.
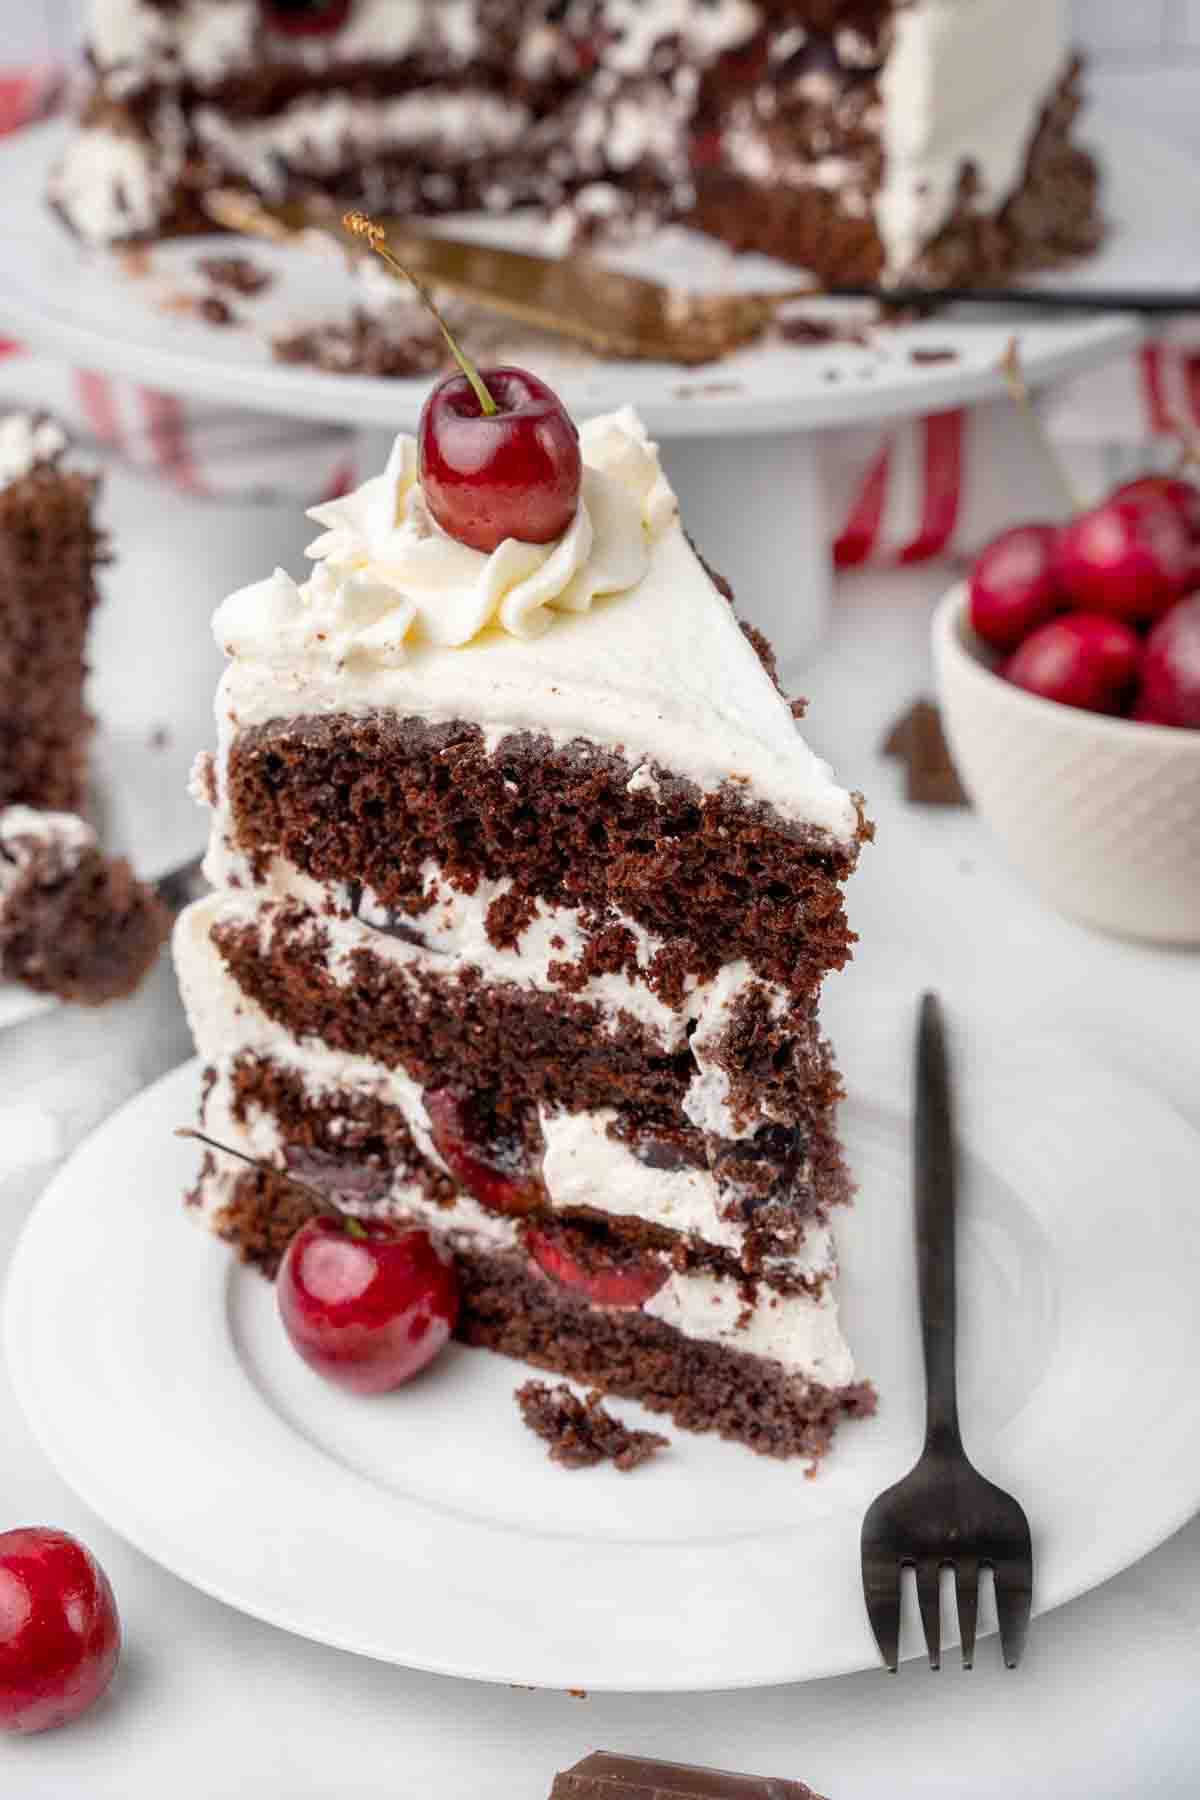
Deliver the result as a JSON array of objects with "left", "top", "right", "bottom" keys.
[{"left": 914, "top": 993, "right": 962, "bottom": 1451}]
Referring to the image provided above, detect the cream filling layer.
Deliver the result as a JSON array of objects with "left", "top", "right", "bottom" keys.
[
  {"left": 201, "top": 825, "right": 799, "bottom": 1122},
  {"left": 192, "top": 90, "right": 530, "bottom": 196},
  {"left": 175, "top": 895, "right": 826, "bottom": 1272},
  {"left": 193, "top": 1050, "right": 852, "bottom": 1385}
]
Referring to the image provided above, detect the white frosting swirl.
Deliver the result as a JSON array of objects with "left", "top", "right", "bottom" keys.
[{"left": 213, "top": 407, "right": 677, "bottom": 668}]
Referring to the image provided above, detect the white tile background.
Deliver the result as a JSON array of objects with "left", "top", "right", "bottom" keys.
[{"left": 5, "top": 2, "right": 1200, "bottom": 155}]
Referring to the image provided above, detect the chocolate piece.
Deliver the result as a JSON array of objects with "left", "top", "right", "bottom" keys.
[
  {"left": 551, "top": 1752, "right": 826, "bottom": 1800},
  {"left": 516, "top": 1382, "right": 669, "bottom": 1472},
  {"left": 883, "top": 700, "right": 969, "bottom": 807}
]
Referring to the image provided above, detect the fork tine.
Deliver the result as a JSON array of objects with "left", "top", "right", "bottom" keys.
[
  {"left": 862, "top": 1560, "right": 902, "bottom": 1673},
  {"left": 954, "top": 1560, "right": 979, "bottom": 1669},
  {"left": 995, "top": 1558, "right": 1033, "bottom": 1669},
  {"left": 914, "top": 1561, "right": 942, "bottom": 1670}
]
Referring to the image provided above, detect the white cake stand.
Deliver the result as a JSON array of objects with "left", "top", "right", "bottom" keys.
[{"left": 7, "top": 115, "right": 1197, "bottom": 664}]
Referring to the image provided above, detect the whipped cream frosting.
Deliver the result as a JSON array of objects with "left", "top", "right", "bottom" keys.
[
  {"left": 218, "top": 407, "right": 673, "bottom": 658},
  {"left": 0, "top": 416, "right": 68, "bottom": 491},
  {"left": 212, "top": 406, "right": 858, "bottom": 843},
  {"left": 877, "top": 0, "right": 1066, "bottom": 276}
]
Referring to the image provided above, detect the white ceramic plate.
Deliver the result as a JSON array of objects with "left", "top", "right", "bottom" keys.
[
  {"left": 8, "top": 1010, "right": 1200, "bottom": 1692},
  {"left": 2, "top": 115, "right": 1177, "bottom": 437}
]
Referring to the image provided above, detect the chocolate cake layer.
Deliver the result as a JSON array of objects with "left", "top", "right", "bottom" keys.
[
  {"left": 0, "top": 451, "right": 106, "bottom": 813},
  {"left": 204, "top": 1162, "right": 874, "bottom": 1462},
  {"left": 212, "top": 1047, "right": 850, "bottom": 1280},
  {"left": 225, "top": 716, "right": 864, "bottom": 1000}
]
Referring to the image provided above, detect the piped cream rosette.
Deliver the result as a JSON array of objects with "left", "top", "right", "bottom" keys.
[{"left": 213, "top": 407, "right": 678, "bottom": 669}]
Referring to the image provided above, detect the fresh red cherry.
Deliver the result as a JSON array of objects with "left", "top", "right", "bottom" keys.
[
  {"left": 419, "top": 367, "right": 582, "bottom": 553},
  {"left": 0, "top": 1529, "right": 120, "bottom": 1736},
  {"left": 278, "top": 1215, "right": 458, "bottom": 1394},
  {"left": 260, "top": 0, "right": 352, "bottom": 36},
  {"left": 1135, "top": 593, "right": 1200, "bottom": 729},
  {"left": 1053, "top": 492, "right": 1191, "bottom": 623},
  {"left": 527, "top": 1224, "right": 669, "bottom": 1310},
  {"left": 425, "top": 1089, "right": 545, "bottom": 1217},
  {"left": 1002, "top": 612, "right": 1141, "bottom": 715},
  {"left": 968, "top": 522, "right": 1062, "bottom": 652},
  {"left": 1111, "top": 473, "right": 1200, "bottom": 543}
]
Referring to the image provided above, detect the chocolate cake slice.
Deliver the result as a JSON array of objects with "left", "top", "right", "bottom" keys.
[
  {"left": 0, "top": 414, "right": 106, "bottom": 814},
  {"left": 175, "top": 403, "right": 875, "bottom": 1461},
  {"left": 54, "top": 2, "right": 1100, "bottom": 291},
  {"left": 0, "top": 809, "right": 170, "bottom": 1006}
]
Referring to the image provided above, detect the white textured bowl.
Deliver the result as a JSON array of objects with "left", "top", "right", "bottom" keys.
[{"left": 933, "top": 584, "right": 1200, "bottom": 944}]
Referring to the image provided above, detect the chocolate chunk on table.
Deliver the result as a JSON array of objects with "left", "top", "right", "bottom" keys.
[
  {"left": 882, "top": 699, "right": 969, "bottom": 806},
  {"left": 551, "top": 1752, "right": 825, "bottom": 1800}
]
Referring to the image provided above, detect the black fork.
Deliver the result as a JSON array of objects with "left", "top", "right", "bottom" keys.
[{"left": 860, "top": 994, "right": 1033, "bottom": 1671}]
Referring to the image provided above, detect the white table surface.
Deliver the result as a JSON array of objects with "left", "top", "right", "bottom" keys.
[{"left": 2, "top": 462, "right": 1200, "bottom": 1800}]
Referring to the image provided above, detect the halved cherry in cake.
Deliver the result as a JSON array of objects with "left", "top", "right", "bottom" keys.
[
  {"left": 528, "top": 1222, "right": 669, "bottom": 1310},
  {"left": 260, "top": 0, "right": 353, "bottom": 36},
  {"left": 278, "top": 1214, "right": 459, "bottom": 1394},
  {"left": 425, "top": 1089, "right": 546, "bottom": 1217}
]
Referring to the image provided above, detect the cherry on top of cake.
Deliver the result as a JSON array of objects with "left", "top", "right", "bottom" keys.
[{"left": 345, "top": 210, "right": 583, "bottom": 557}]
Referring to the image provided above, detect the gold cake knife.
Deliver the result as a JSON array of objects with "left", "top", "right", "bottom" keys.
[{"left": 203, "top": 188, "right": 815, "bottom": 364}]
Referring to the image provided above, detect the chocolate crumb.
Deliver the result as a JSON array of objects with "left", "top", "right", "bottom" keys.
[
  {"left": 780, "top": 315, "right": 869, "bottom": 348},
  {"left": 908, "top": 346, "right": 958, "bottom": 365},
  {"left": 198, "top": 294, "right": 237, "bottom": 327},
  {"left": 197, "top": 255, "right": 273, "bottom": 296},
  {"left": 273, "top": 309, "right": 446, "bottom": 378},
  {"left": 149, "top": 725, "right": 170, "bottom": 750},
  {"left": 882, "top": 699, "right": 969, "bottom": 806},
  {"left": 516, "top": 1381, "right": 669, "bottom": 1471}
]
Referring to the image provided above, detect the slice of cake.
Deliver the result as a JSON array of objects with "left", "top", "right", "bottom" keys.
[
  {"left": 0, "top": 414, "right": 106, "bottom": 814},
  {"left": 0, "top": 809, "right": 170, "bottom": 1007},
  {"left": 53, "top": 2, "right": 1100, "bottom": 290},
  {"left": 175, "top": 376, "right": 874, "bottom": 1461}
]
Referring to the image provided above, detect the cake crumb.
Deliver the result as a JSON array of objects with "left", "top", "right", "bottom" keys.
[
  {"left": 196, "top": 255, "right": 274, "bottom": 296},
  {"left": 516, "top": 1382, "right": 669, "bottom": 1472}
]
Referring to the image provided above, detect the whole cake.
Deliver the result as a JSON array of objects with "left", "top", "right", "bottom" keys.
[
  {"left": 55, "top": 0, "right": 1100, "bottom": 289},
  {"left": 0, "top": 414, "right": 105, "bottom": 814},
  {"left": 175, "top": 364, "right": 875, "bottom": 1460}
]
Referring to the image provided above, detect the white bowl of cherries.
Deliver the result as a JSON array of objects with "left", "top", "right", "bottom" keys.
[{"left": 934, "top": 467, "right": 1200, "bottom": 943}]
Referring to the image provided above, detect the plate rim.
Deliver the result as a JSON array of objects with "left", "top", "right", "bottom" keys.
[{"left": 8, "top": 1047, "right": 1200, "bottom": 1691}]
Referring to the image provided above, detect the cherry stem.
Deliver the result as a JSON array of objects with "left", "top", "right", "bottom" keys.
[
  {"left": 175, "top": 1127, "right": 368, "bottom": 1237},
  {"left": 1164, "top": 411, "right": 1200, "bottom": 476},
  {"left": 999, "top": 336, "right": 1084, "bottom": 517},
  {"left": 343, "top": 210, "right": 497, "bottom": 416}
]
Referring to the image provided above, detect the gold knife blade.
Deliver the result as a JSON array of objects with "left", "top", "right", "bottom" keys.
[{"left": 203, "top": 188, "right": 809, "bottom": 365}]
